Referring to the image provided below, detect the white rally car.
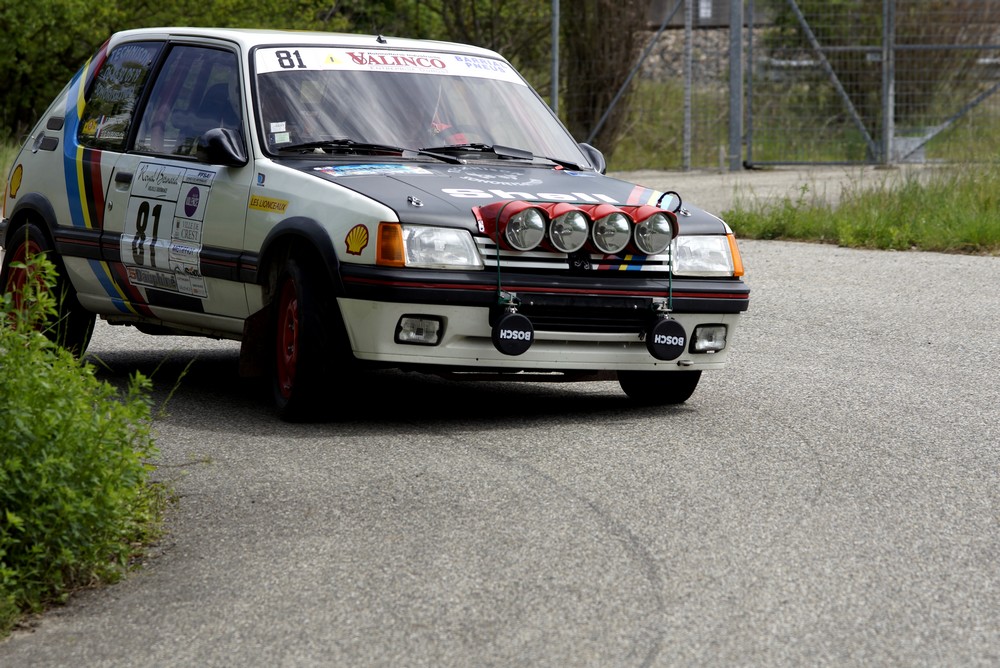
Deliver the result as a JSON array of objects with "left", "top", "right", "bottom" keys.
[{"left": 1, "top": 27, "right": 749, "bottom": 420}]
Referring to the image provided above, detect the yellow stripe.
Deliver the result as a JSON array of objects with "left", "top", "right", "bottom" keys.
[{"left": 74, "top": 56, "right": 94, "bottom": 229}]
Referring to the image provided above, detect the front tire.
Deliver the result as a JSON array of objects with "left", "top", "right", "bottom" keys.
[
  {"left": 618, "top": 370, "right": 702, "bottom": 406},
  {"left": 270, "top": 256, "right": 348, "bottom": 421},
  {"left": 1, "top": 222, "right": 95, "bottom": 355}
]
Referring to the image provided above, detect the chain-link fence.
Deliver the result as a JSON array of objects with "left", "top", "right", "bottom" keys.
[
  {"left": 586, "top": 0, "right": 1000, "bottom": 171},
  {"left": 746, "top": 0, "right": 1000, "bottom": 167}
]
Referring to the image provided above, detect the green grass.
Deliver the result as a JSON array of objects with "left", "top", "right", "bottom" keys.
[
  {"left": 1, "top": 140, "right": 18, "bottom": 188},
  {"left": 725, "top": 165, "right": 1000, "bottom": 254}
]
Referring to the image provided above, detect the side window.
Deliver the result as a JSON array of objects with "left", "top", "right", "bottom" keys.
[
  {"left": 79, "top": 42, "right": 162, "bottom": 151},
  {"left": 134, "top": 46, "right": 242, "bottom": 158}
]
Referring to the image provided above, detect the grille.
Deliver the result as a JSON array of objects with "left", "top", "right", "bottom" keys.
[{"left": 474, "top": 237, "right": 672, "bottom": 273}]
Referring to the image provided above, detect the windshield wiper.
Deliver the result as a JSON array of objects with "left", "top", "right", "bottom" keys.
[
  {"left": 277, "top": 138, "right": 463, "bottom": 164},
  {"left": 276, "top": 138, "right": 405, "bottom": 154},
  {"left": 418, "top": 143, "right": 586, "bottom": 170}
]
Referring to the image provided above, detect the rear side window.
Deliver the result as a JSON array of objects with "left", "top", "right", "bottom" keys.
[
  {"left": 79, "top": 42, "right": 162, "bottom": 151},
  {"left": 134, "top": 46, "right": 242, "bottom": 158}
]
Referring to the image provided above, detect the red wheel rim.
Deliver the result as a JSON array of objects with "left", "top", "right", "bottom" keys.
[
  {"left": 6, "top": 237, "right": 45, "bottom": 312},
  {"left": 275, "top": 278, "right": 299, "bottom": 400}
]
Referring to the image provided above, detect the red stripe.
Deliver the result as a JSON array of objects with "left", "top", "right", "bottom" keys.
[
  {"left": 626, "top": 185, "right": 647, "bottom": 206},
  {"left": 344, "top": 275, "right": 746, "bottom": 300},
  {"left": 85, "top": 149, "right": 105, "bottom": 229}
]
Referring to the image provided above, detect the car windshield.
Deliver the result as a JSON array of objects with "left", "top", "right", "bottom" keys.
[{"left": 252, "top": 46, "right": 588, "bottom": 166}]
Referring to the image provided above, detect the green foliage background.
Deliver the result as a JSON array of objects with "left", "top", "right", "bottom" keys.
[{"left": 0, "top": 0, "right": 540, "bottom": 139}]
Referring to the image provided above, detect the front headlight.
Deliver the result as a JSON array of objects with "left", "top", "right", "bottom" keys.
[
  {"left": 378, "top": 223, "right": 483, "bottom": 269},
  {"left": 671, "top": 234, "right": 744, "bottom": 277}
]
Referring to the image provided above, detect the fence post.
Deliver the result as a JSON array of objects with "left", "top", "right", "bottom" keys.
[
  {"left": 881, "top": 0, "right": 895, "bottom": 165},
  {"left": 683, "top": 0, "right": 693, "bottom": 170},
  {"left": 729, "top": 0, "right": 744, "bottom": 171},
  {"left": 551, "top": 0, "right": 560, "bottom": 115}
]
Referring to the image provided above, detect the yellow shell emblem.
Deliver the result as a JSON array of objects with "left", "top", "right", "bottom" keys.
[{"left": 345, "top": 224, "right": 369, "bottom": 255}]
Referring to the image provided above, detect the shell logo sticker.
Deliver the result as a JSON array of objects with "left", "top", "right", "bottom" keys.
[
  {"left": 9, "top": 164, "right": 23, "bottom": 198},
  {"left": 345, "top": 224, "right": 369, "bottom": 255}
]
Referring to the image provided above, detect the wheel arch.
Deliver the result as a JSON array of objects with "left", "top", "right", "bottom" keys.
[
  {"left": 2, "top": 193, "right": 59, "bottom": 249},
  {"left": 239, "top": 216, "right": 346, "bottom": 378},
  {"left": 256, "top": 216, "right": 345, "bottom": 301}
]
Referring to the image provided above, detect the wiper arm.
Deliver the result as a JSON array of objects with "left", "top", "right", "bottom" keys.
[{"left": 418, "top": 142, "right": 586, "bottom": 170}]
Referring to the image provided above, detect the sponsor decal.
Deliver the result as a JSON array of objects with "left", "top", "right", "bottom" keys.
[
  {"left": 183, "top": 187, "right": 200, "bottom": 217},
  {"left": 184, "top": 169, "right": 217, "bottom": 187},
  {"left": 345, "top": 224, "right": 369, "bottom": 255},
  {"left": 453, "top": 55, "right": 512, "bottom": 75},
  {"left": 255, "top": 48, "right": 526, "bottom": 85},
  {"left": 442, "top": 187, "right": 621, "bottom": 203},
  {"left": 135, "top": 163, "right": 184, "bottom": 199},
  {"left": 344, "top": 51, "right": 447, "bottom": 70},
  {"left": 257, "top": 173, "right": 266, "bottom": 186},
  {"left": 9, "top": 164, "right": 22, "bottom": 198},
  {"left": 626, "top": 185, "right": 669, "bottom": 208},
  {"left": 447, "top": 166, "right": 542, "bottom": 187},
  {"left": 315, "top": 164, "right": 433, "bottom": 178},
  {"left": 128, "top": 265, "right": 178, "bottom": 291},
  {"left": 248, "top": 194, "right": 289, "bottom": 214},
  {"left": 118, "top": 164, "right": 215, "bottom": 300}
]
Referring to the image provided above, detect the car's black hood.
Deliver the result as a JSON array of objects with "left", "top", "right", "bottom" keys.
[{"left": 287, "top": 160, "right": 728, "bottom": 235}]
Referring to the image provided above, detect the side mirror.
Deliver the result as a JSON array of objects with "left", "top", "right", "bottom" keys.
[
  {"left": 196, "top": 128, "right": 247, "bottom": 167},
  {"left": 578, "top": 143, "right": 606, "bottom": 174}
]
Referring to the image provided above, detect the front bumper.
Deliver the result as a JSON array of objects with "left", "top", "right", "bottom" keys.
[
  {"left": 336, "top": 264, "right": 748, "bottom": 372},
  {"left": 338, "top": 298, "right": 741, "bottom": 372}
]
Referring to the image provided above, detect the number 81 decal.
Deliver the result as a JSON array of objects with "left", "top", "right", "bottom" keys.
[{"left": 122, "top": 197, "right": 173, "bottom": 269}]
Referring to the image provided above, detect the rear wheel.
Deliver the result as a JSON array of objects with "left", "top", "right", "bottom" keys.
[
  {"left": 1, "top": 222, "right": 95, "bottom": 355},
  {"left": 271, "top": 256, "right": 349, "bottom": 421},
  {"left": 618, "top": 370, "right": 702, "bottom": 406}
]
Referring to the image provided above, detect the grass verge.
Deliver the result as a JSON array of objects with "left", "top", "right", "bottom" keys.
[{"left": 724, "top": 165, "right": 1000, "bottom": 255}]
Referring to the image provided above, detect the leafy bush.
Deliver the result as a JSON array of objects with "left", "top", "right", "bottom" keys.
[{"left": 0, "top": 253, "right": 162, "bottom": 636}]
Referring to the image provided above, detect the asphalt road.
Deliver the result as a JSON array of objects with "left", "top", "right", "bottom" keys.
[{"left": 2, "top": 187, "right": 998, "bottom": 665}]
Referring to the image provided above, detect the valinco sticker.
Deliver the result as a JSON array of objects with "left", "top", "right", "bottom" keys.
[{"left": 345, "top": 224, "right": 369, "bottom": 255}]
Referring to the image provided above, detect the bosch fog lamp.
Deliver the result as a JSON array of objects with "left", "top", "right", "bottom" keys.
[
  {"left": 633, "top": 209, "right": 677, "bottom": 255},
  {"left": 692, "top": 324, "right": 727, "bottom": 353},
  {"left": 547, "top": 208, "right": 589, "bottom": 253},
  {"left": 497, "top": 203, "right": 546, "bottom": 251},
  {"left": 395, "top": 315, "right": 443, "bottom": 346}
]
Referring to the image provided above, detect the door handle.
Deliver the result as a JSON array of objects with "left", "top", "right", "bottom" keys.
[{"left": 114, "top": 171, "right": 133, "bottom": 187}]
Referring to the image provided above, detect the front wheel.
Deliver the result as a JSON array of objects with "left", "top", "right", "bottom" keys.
[
  {"left": 618, "top": 370, "right": 702, "bottom": 406},
  {"left": 270, "top": 256, "right": 348, "bottom": 421},
  {"left": 1, "top": 222, "right": 95, "bottom": 355}
]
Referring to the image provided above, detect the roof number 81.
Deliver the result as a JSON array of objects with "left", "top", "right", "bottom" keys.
[{"left": 276, "top": 50, "right": 305, "bottom": 69}]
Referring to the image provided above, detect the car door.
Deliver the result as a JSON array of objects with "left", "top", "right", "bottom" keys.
[{"left": 103, "top": 42, "right": 253, "bottom": 334}]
